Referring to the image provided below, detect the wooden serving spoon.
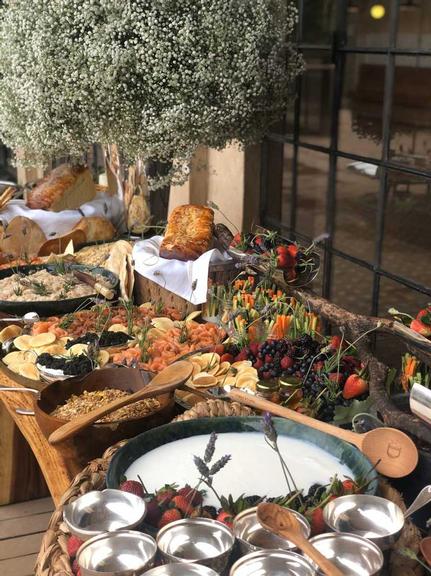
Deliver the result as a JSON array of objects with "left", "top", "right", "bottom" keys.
[
  {"left": 227, "top": 388, "right": 418, "bottom": 479},
  {"left": 257, "top": 503, "right": 343, "bottom": 576},
  {"left": 49, "top": 361, "right": 193, "bottom": 445}
]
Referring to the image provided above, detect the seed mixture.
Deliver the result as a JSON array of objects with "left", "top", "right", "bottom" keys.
[{"left": 51, "top": 389, "right": 160, "bottom": 423}]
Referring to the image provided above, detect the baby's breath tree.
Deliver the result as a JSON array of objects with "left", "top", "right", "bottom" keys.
[{"left": 0, "top": 0, "right": 303, "bottom": 218}]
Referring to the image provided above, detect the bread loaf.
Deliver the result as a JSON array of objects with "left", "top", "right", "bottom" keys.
[
  {"left": 159, "top": 204, "right": 214, "bottom": 261},
  {"left": 26, "top": 164, "right": 96, "bottom": 211},
  {"left": 73, "top": 216, "right": 116, "bottom": 242}
]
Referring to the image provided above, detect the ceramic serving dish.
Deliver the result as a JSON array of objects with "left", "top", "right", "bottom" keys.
[
  {"left": 0, "top": 263, "right": 119, "bottom": 316},
  {"left": 106, "top": 417, "right": 378, "bottom": 499}
]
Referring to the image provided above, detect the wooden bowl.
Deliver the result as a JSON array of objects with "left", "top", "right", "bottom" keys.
[{"left": 34, "top": 367, "right": 175, "bottom": 465}]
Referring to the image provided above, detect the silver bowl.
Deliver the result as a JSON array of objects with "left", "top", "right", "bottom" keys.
[
  {"left": 323, "top": 494, "right": 404, "bottom": 550},
  {"left": 144, "top": 564, "right": 219, "bottom": 576},
  {"left": 157, "top": 517, "right": 235, "bottom": 573},
  {"left": 308, "top": 533, "right": 384, "bottom": 576},
  {"left": 230, "top": 549, "right": 316, "bottom": 576},
  {"left": 233, "top": 506, "right": 310, "bottom": 555},
  {"left": 77, "top": 530, "right": 157, "bottom": 576},
  {"left": 64, "top": 489, "right": 147, "bottom": 540}
]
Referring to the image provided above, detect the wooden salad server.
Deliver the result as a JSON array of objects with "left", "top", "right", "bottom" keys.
[
  {"left": 226, "top": 388, "right": 418, "bottom": 478},
  {"left": 257, "top": 503, "right": 343, "bottom": 576},
  {"left": 48, "top": 360, "right": 193, "bottom": 445}
]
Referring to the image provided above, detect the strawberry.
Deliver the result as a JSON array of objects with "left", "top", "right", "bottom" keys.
[
  {"left": 313, "top": 360, "right": 324, "bottom": 372},
  {"left": 158, "top": 508, "right": 182, "bottom": 529},
  {"left": 234, "top": 349, "right": 248, "bottom": 362},
  {"left": 264, "top": 354, "right": 273, "bottom": 363},
  {"left": 71, "top": 559, "right": 81, "bottom": 576},
  {"left": 410, "top": 318, "right": 431, "bottom": 337},
  {"left": 171, "top": 495, "right": 193, "bottom": 515},
  {"left": 145, "top": 498, "right": 162, "bottom": 526},
  {"left": 343, "top": 374, "right": 369, "bottom": 399},
  {"left": 416, "top": 307, "right": 431, "bottom": 325},
  {"left": 328, "top": 372, "right": 344, "bottom": 385},
  {"left": 67, "top": 535, "right": 84, "bottom": 558},
  {"left": 287, "top": 244, "right": 298, "bottom": 258},
  {"left": 342, "top": 479, "right": 358, "bottom": 494},
  {"left": 220, "top": 353, "right": 234, "bottom": 364},
  {"left": 329, "top": 335, "right": 343, "bottom": 349},
  {"left": 249, "top": 342, "right": 260, "bottom": 356},
  {"left": 230, "top": 233, "right": 242, "bottom": 247},
  {"left": 308, "top": 508, "right": 325, "bottom": 536},
  {"left": 213, "top": 344, "right": 225, "bottom": 356},
  {"left": 119, "top": 479, "right": 144, "bottom": 498},
  {"left": 177, "top": 485, "right": 203, "bottom": 507},
  {"left": 280, "top": 356, "right": 293, "bottom": 370},
  {"left": 275, "top": 246, "right": 296, "bottom": 270},
  {"left": 156, "top": 485, "right": 177, "bottom": 505},
  {"left": 253, "top": 358, "right": 264, "bottom": 369},
  {"left": 216, "top": 510, "right": 233, "bottom": 528}
]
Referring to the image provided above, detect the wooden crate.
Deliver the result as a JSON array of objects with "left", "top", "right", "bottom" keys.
[{"left": 133, "top": 272, "right": 200, "bottom": 317}]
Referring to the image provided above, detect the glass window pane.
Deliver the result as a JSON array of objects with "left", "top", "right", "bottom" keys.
[
  {"left": 334, "top": 157, "right": 378, "bottom": 262},
  {"left": 390, "top": 55, "right": 431, "bottom": 170},
  {"left": 396, "top": 1, "right": 431, "bottom": 50},
  {"left": 298, "top": 52, "right": 334, "bottom": 148},
  {"left": 378, "top": 277, "right": 430, "bottom": 318},
  {"left": 338, "top": 53, "right": 386, "bottom": 159},
  {"left": 347, "top": 0, "right": 392, "bottom": 48},
  {"left": 301, "top": 0, "right": 337, "bottom": 45},
  {"left": 331, "top": 255, "right": 374, "bottom": 315},
  {"left": 381, "top": 168, "right": 431, "bottom": 287},
  {"left": 295, "top": 148, "right": 328, "bottom": 239}
]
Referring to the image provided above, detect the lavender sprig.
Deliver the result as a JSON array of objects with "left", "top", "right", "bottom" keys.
[
  {"left": 204, "top": 431, "right": 217, "bottom": 463},
  {"left": 209, "top": 455, "right": 231, "bottom": 476},
  {"left": 263, "top": 412, "right": 303, "bottom": 505}
]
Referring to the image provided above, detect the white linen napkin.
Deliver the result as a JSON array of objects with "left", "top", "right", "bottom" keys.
[
  {"left": 133, "top": 236, "right": 232, "bottom": 305},
  {"left": 0, "top": 193, "right": 124, "bottom": 237}
]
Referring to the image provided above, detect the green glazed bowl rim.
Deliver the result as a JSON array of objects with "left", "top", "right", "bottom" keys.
[{"left": 106, "top": 416, "right": 378, "bottom": 495}]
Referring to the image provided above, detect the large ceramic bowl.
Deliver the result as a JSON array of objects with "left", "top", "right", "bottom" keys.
[
  {"left": 106, "top": 417, "right": 378, "bottom": 498},
  {"left": 0, "top": 263, "right": 118, "bottom": 316}
]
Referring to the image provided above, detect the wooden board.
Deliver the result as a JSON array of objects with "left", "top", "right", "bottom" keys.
[
  {"left": 0, "top": 371, "right": 78, "bottom": 506},
  {"left": 134, "top": 271, "right": 199, "bottom": 317}
]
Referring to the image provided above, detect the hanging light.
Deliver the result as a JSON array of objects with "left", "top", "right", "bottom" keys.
[{"left": 370, "top": 4, "right": 386, "bottom": 19}]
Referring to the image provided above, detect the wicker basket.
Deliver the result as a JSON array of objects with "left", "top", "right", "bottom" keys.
[{"left": 34, "top": 399, "right": 423, "bottom": 576}]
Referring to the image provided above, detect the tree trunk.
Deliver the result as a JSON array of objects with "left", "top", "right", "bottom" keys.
[{"left": 145, "top": 159, "right": 171, "bottom": 224}]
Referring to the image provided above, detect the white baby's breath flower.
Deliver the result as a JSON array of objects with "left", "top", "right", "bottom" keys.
[{"left": 0, "top": 0, "right": 303, "bottom": 188}]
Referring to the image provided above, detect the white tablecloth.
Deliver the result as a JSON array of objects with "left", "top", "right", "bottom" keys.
[{"left": 133, "top": 236, "right": 232, "bottom": 305}]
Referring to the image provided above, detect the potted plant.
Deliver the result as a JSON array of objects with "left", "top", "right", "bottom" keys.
[{"left": 0, "top": 0, "right": 303, "bottom": 223}]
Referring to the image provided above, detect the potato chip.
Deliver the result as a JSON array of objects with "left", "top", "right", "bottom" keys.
[
  {"left": 152, "top": 317, "right": 175, "bottom": 332},
  {"left": 192, "top": 373, "right": 218, "bottom": 388},
  {"left": 231, "top": 360, "right": 252, "bottom": 370},
  {"left": 29, "top": 332, "right": 57, "bottom": 348},
  {"left": 0, "top": 325, "right": 22, "bottom": 344},
  {"left": 98, "top": 350, "right": 110, "bottom": 367},
  {"left": 37, "top": 344, "right": 66, "bottom": 356},
  {"left": 18, "top": 363, "right": 40, "bottom": 381},
  {"left": 108, "top": 324, "right": 129, "bottom": 334},
  {"left": 3, "top": 350, "right": 25, "bottom": 365},
  {"left": 236, "top": 372, "right": 259, "bottom": 389},
  {"left": 14, "top": 334, "right": 33, "bottom": 351},
  {"left": 216, "top": 361, "right": 231, "bottom": 376},
  {"left": 200, "top": 353, "right": 220, "bottom": 371},
  {"left": 7, "top": 363, "right": 21, "bottom": 374},
  {"left": 67, "top": 343, "right": 89, "bottom": 356}
]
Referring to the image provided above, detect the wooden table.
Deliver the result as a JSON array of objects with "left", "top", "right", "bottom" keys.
[{"left": 0, "top": 371, "right": 76, "bottom": 506}]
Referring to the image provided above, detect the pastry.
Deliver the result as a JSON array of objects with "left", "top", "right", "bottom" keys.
[
  {"left": 73, "top": 216, "right": 116, "bottom": 242},
  {"left": 159, "top": 204, "right": 214, "bottom": 261},
  {"left": 26, "top": 164, "right": 96, "bottom": 211}
]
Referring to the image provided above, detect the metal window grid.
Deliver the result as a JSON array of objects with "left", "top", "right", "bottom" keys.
[{"left": 259, "top": 0, "right": 431, "bottom": 314}]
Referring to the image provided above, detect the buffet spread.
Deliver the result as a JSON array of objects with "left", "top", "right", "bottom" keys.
[{"left": 1, "top": 171, "right": 431, "bottom": 576}]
